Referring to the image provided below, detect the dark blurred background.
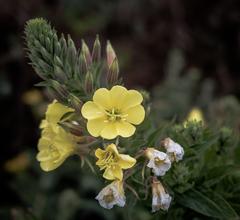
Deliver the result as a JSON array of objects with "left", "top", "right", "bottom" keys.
[{"left": 0, "top": 0, "right": 240, "bottom": 219}]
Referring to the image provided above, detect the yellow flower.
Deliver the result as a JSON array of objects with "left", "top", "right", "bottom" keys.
[
  {"left": 95, "top": 143, "right": 136, "bottom": 180},
  {"left": 37, "top": 127, "right": 77, "bottom": 171},
  {"left": 81, "top": 85, "right": 145, "bottom": 139},
  {"left": 184, "top": 107, "right": 204, "bottom": 126},
  {"left": 36, "top": 100, "right": 76, "bottom": 171}
]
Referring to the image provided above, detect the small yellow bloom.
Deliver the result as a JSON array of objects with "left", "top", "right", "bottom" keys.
[
  {"left": 37, "top": 100, "right": 76, "bottom": 171},
  {"left": 37, "top": 127, "right": 77, "bottom": 171},
  {"left": 95, "top": 144, "right": 136, "bottom": 180},
  {"left": 184, "top": 107, "right": 204, "bottom": 125},
  {"left": 81, "top": 85, "right": 145, "bottom": 139}
]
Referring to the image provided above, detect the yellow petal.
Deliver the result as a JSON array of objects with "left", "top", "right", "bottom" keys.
[
  {"left": 40, "top": 159, "right": 64, "bottom": 172},
  {"left": 103, "top": 167, "right": 115, "bottom": 180},
  {"left": 115, "top": 121, "right": 136, "bottom": 137},
  {"left": 95, "top": 148, "right": 106, "bottom": 159},
  {"left": 87, "top": 117, "right": 106, "bottom": 137},
  {"left": 109, "top": 85, "right": 127, "bottom": 109},
  {"left": 81, "top": 101, "right": 105, "bottom": 120},
  {"left": 53, "top": 128, "right": 75, "bottom": 151},
  {"left": 40, "top": 119, "right": 48, "bottom": 129},
  {"left": 93, "top": 88, "right": 111, "bottom": 110},
  {"left": 124, "top": 105, "right": 145, "bottom": 125},
  {"left": 112, "top": 165, "right": 123, "bottom": 180},
  {"left": 46, "top": 101, "right": 74, "bottom": 125},
  {"left": 106, "top": 143, "right": 119, "bottom": 155},
  {"left": 122, "top": 90, "right": 143, "bottom": 110},
  {"left": 118, "top": 154, "right": 136, "bottom": 169},
  {"left": 36, "top": 150, "right": 59, "bottom": 162},
  {"left": 100, "top": 123, "right": 118, "bottom": 139},
  {"left": 37, "top": 137, "right": 50, "bottom": 151}
]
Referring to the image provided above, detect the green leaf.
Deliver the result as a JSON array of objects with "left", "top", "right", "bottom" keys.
[
  {"left": 204, "top": 165, "right": 240, "bottom": 187},
  {"left": 177, "top": 189, "right": 239, "bottom": 219}
]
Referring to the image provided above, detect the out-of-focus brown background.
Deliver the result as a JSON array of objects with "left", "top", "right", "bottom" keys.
[{"left": 0, "top": 0, "right": 240, "bottom": 218}]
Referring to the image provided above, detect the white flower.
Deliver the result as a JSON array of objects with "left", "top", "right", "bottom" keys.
[
  {"left": 95, "top": 180, "right": 125, "bottom": 209},
  {"left": 146, "top": 148, "right": 171, "bottom": 176},
  {"left": 162, "top": 138, "right": 184, "bottom": 162},
  {"left": 152, "top": 179, "right": 172, "bottom": 212}
]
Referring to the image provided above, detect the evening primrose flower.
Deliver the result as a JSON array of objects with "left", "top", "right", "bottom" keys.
[
  {"left": 184, "top": 107, "right": 204, "bottom": 126},
  {"left": 95, "top": 143, "right": 136, "bottom": 180},
  {"left": 162, "top": 138, "right": 184, "bottom": 162},
  {"left": 152, "top": 179, "right": 172, "bottom": 212},
  {"left": 37, "top": 100, "right": 76, "bottom": 171},
  {"left": 37, "top": 127, "right": 77, "bottom": 171},
  {"left": 96, "top": 180, "right": 125, "bottom": 209},
  {"left": 145, "top": 148, "right": 171, "bottom": 176},
  {"left": 81, "top": 85, "right": 145, "bottom": 139}
]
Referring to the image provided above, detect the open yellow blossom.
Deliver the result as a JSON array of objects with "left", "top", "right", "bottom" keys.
[
  {"left": 37, "top": 127, "right": 77, "bottom": 171},
  {"left": 95, "top": 144, "right": 136, "bottom": 180},
  {"left": 81, "top": 85, "right": 145, "bottom": 139},
  {"left": 37, "top": 100, "right": 76, "bottom": 171}
]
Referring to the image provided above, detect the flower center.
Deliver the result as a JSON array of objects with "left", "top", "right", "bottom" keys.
[
  {"left": 154, "top": 157, "right": 165, "bottom": 167},
  {"left": 103, "top": 189, "right": 115, "bottom": 203},
  {"left": 100, "top": 151, "right": 117, "bottom": 169},
  {"left": 105, "top": 108, "right": 127, "bottom": 122}
]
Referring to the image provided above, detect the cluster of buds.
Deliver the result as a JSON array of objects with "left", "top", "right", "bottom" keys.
[{"left": 145, "top": 138, "right": 184, "bottom": 212}]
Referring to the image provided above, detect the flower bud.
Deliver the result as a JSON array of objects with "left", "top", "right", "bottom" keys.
[
  {"left": 84, "top": 71, "right": 94, "bottom": 94},
  {"left": 92, "top": 35, "right": 101, "bottom": 63},
  {"left": 79, "top": 51, "right": 88, "bottom": 75},
  {"left": 107, "top": 58, "right": 119, "bottom": 86},
  {"left": 50, "top": 80, "right": 69, "bottom": 98},
  {"left": 68, "top": 94, "right": 83, "bottom": 113},
  {"left": 81, "top": 40, "right": 92, "bottom": 67},
  {"left": 106, "top": 40, "right": 116, "bottom": 67},
  {"left": 59, "top": 121, "right": 84, "bottom": 136}
]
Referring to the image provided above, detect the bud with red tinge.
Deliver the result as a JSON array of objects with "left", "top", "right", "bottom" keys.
[
  {"left": 106, "top": 41, "right": 116, "bottom": 67},
  {"left": 92, "top": 35, "right": 101, "bottom": 63}
]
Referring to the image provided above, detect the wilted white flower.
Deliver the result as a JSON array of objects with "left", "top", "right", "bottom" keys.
[
  {"left": 145, "top": 148, "right": 171, "bottom": 176},
  {"left": 162, "top": 138, "right": 184, "bottom": 162},
  {"left": 95, "top": 180, "right": 125, "bottom": 209},
  {"left": 152, "top": 178, "right": 172, "bottom": 212}
]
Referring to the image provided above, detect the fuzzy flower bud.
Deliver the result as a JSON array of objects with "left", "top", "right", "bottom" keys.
[
  {"left": 84, "top": 72, "right": 94, "bottom": 94},
  {"left": 107, "top": 58, "right": 119, "bottom": 86},
  {"left": 79, "top": 51, "right": 88, "bottom": 75},
  {"left": 92, "top": 35, "right": 101, "bottom": 63},
  {"left": 68, "top": 94, "right": 83, "bottom": 113},
  {"left": 81, "top": 40, "right": 92, "bottom": 67},
  {"left": 106, "top": 41, "right": 116, "bottom": 67}
]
